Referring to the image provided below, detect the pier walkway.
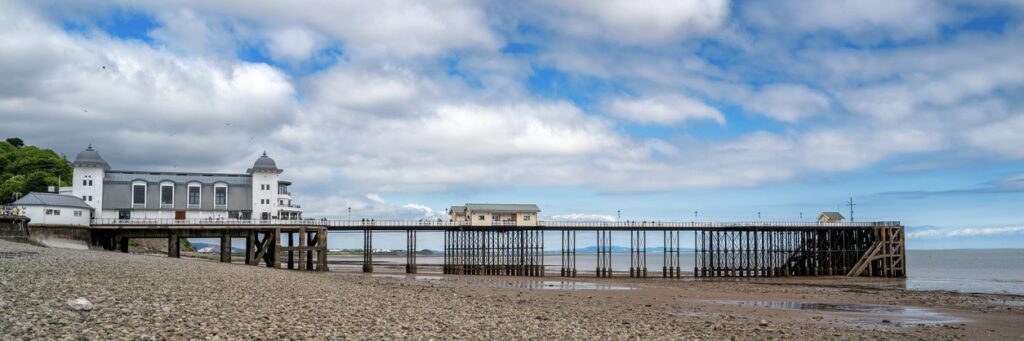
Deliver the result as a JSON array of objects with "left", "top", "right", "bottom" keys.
[{"left": 88, "top": 219, "right": 905, "bottom": 279}]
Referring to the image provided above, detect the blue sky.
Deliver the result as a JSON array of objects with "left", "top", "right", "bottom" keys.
[{"left": 2, "top": 1, "right": 1023, "bottom": 249}]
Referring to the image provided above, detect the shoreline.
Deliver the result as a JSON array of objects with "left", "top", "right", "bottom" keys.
[{"left": 3, "top": 239, "right": 1022, "bottom": 339}]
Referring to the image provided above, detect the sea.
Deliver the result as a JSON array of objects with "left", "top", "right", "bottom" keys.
[{"left": 330, "top": 249, "right": 1024, "bottom": 296}]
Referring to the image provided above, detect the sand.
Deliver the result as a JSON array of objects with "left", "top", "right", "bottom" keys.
[{"left": 1, "top": 239, "right": 1021, "bottom": 340}]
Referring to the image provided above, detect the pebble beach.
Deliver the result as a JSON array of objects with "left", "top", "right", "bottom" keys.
[{"left": 1, "top": 239, "right": 1021, "bottom": 340}]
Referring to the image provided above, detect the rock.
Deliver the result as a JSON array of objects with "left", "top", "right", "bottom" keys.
[
  {"left": 881, "top": 319, "right": 891, "bottom": 324},
  {"left": 759, "top": 320, "right": 769, "bottom": 327},
  {"left": 67, "top": 298, "right": 94, "bottom": 312}
]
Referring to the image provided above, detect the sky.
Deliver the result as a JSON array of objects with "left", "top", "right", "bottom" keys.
[{"left": 2, "top": 0, "right": 1023, "bottom": 249}]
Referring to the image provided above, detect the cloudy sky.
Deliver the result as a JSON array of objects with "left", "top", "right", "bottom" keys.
[{"left": 2, "top": 0, "right": 1023, "bottom": 249}]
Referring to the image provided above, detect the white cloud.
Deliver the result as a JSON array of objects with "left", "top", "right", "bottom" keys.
[
  {"left": 965, "top": 115, "right": 1024, "bottom": 159},
  {"left": 909, "top": 226, "right": 1024, "bottom": 239},
  {"left": 539, "top": 0, "right": 730, "bottom": 44},
  {"left": 549, "top": 213, "right": 617, "bottom": 222},
  {"left": 401, "top": 203, "right": 442, "bottom": 219},
  {"left": 0, "top": 3, "right": 295, "bottom": 169},
  {"left": 745, "top": 85, "right": 830, "bottom": 123},
  {"left": 365, "top": 193, "right": 386, "bottom": 204},
  {"left": 266, "top": 27, "right": 322, "bottom": 63},
  {"left": 606, "top": 94, "right": 725, "bottom": 126},
  {"left": 742, "top": 0, "right": 951, "bottom": 41},
  {"left": 4, "top": 0, "right": 1024, "bottom": 216}
]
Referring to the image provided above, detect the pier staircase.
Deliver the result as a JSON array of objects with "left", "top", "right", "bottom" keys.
[{"left": 846, "top": 226, "right": 905, "bottom": 278}]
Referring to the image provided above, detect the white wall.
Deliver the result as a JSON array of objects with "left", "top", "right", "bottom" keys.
[
  {"left": 100, "top": 209, "right": 230, "bottom": 220},
  {"left": 251, "top": 172, "right": 279, "bottom": 219},
  {"left": 18, "top": 206, "right": 91, "bottom": 226},
  {"left": 72, "top": 166, "right": 104, "bottom": 212}
]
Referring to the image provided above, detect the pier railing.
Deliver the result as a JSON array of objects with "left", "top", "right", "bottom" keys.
[
  {"left": 89, "top": 218, "right": 900, "bottom": 229},
  {"left": 1, "top": 205, "right": 23, "bottom": 217}
]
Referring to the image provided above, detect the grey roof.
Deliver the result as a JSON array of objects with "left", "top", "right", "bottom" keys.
[
  {"left": 72, "top": 144, "right": 110, "bottom": 170},
  {"left": 449, "top": 206, "right": 466, "bottom": 214},
  {"left": 104, "top": 171, "right": 252, "bottom": 185},
  {"left": 14, "top": 192, "right": 93, "bottom": 210},
  {"left": 819, "top": 212, "right": 845, "bottom": 220},
  {"left": 247, "top": 151, "right": 282, "bottom": 174},
  {"left": 464, "top": 203, "right": 540, "bottom": 213}
]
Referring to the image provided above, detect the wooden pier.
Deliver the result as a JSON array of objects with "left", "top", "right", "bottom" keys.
[
  {"left": 89, "top": 219, "right": 904, "bottom": 278},
  {"left": 89, "top": 224, "right": 329, "bottom": 271}
]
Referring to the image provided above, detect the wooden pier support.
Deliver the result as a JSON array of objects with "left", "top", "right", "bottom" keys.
[
  {"left": 363, "top": 229, "right": 373, "bottom": 273},
  {"left": 630, "top": 230, "right": 647, "bottom": 278},
  {"left": 406, "top": 229, "right": 417, "bottom": 273},
  {"left": 596, "top": 230, "right": 612, "bottom": 278},
  {"left": 664, "top": 230, "right": 681, "bottom": 278},
  {"left": 442, "top": 229, "right": 545, "bottom": 277},
  {"left": 168, "top": 231, "right": 180, "bottom": 258},
  {"left": 561, "top": 230, "right": 577, "bottom": 277},
  {"left": 220, "top": 232, "right": 232, "bottom": 263},
  {"left": 693, "top": 224, "right": 905, "bottom": 278}
]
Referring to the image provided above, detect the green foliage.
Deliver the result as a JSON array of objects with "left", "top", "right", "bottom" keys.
[
  {"left": 5, "top": 138, "right": 24, "bottom": 148},
  {"left": 0, "top": 138, "right": 73, "bottom": 204},
  {"left": 181, "top": 238, "right": 195, "bottom": 252}
]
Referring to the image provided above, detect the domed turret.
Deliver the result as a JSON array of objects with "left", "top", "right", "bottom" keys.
[
  {"left": 73, "top": 144, "right": 110, "bottom": 170},
  {"left": 247, "top": 151, "right": 282, "bottom": 174}
]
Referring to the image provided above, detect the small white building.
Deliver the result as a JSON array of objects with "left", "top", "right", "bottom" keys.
[
  {"left": 449, "top": 203, "right": 540, "bottom": 227},
  {"left": 818, "top": 212, "right": 845, "bottom": 223},
  {"left": 13, "top": 192, "right": 94, "bottom": 226}
]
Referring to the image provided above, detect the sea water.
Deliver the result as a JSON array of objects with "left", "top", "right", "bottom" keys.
[{"left": 329, "top": 249, "right": 1024, "bottom": 295}]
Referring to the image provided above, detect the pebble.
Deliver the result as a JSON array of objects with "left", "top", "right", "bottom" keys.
[
  {"left": 66, "top": 298, "right": 94, "bottom": 312},
  {"left": 0, "top": 239, "right": 999, "bottom": 340}
]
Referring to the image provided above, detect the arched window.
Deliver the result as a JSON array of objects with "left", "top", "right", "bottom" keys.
[
  {"left": 160, "top": 181, "right": 174, "bottom": 208},
  {"left": 214, "top": 183, "right": 228, "bottom": 207},
  {"left": 131, "top": 180, "right": 147, "bottom": 206},
  {"left": 187, "top": 182, "right": 202, "bottom": 207}
]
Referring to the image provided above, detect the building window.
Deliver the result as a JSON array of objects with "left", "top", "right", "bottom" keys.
[
  {"left": 478, "top": 215, "right": 485, "bottom": 221},
  {"left": 88, "top": 195, "right": 93, "bottom": 201},
  {"left": 160, "top": 185, "right": 174, "bottom": 206},
  {"left": 74, "top": 210, "right": 82, "bottom": 217},
  {"left": 132, "top": 184, "right": 146, "bottom": 205},
  {"left": 215, "top": 186, "right": 227, "bottom": 206},
  {"left": 228, "top": 211, "right": 239, "bottom": 219},
  {"left": 88, "top": 180, "right": 93, "bottom": 186},
  {"left": 524, "top": 214, "right": 531, "bottom": 221},
  {"left": 82, "top": 180, "right": 87, "bottom": 186},
  {"left": 188, "top": 185, "right": 201, "bottom": 206}
]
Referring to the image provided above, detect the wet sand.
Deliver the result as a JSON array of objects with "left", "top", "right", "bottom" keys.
[{"left": 2, "top": 240, "right": 1022, "bottom": 340}]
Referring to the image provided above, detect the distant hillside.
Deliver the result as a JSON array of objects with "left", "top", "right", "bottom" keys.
[{"left": 190, "top": 241, "right": 245, "bottom": 254}]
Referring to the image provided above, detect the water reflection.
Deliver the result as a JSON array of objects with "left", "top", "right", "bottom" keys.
[
  {"left": 366, "top": 273, "right": 634, "bottom": 291},
  {"left": 711, "top": 300, "right": 963, "bottom": 325}
]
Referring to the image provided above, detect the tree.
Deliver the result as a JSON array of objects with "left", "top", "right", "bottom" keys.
[
  {"left": 5, "top": 137, "right": 24, "bottom": 148},
  {"left": 0, "top": 140, "right": 71, "bottom": 204},
  {"left": 0, "top": 175, "right": 27, "bottom": 203}
]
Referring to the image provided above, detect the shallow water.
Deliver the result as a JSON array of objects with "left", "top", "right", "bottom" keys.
[{"left": 711, "top": 300, "right": 963, "bottom": 325}]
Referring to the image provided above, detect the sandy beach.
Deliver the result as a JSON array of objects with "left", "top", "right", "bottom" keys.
[{"left": 1, "top": 239, "right": 1021, "bottom": 340}]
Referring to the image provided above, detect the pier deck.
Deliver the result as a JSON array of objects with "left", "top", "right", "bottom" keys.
[{"left": 88, "top": 219, "right": 905, "bottom": 279}]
